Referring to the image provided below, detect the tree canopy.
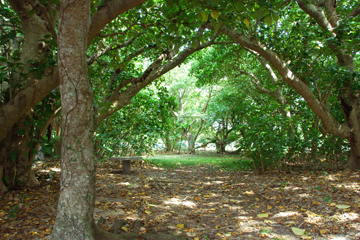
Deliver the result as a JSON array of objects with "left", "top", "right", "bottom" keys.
[{"left": 0, "top": 0, "right": 359, "bottom": 239}]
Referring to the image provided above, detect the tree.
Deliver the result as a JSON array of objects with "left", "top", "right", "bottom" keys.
[
  {"left": 1, "top": 0, "right": 228, "bottom": 191},
  {"left": 0, "top": 0, "right": 149, "bottom": 191},
  {"left": 190, "top": 35, "right": 349, "bottom": 168},
  {"left": 162, "top": 63, "right": 212, "bottom": 153},
  {"left": 195, "top": 0, "right": 360, "bottom": 168},
  {"left": 48, "top": 1, "right": 227, "bottom": 238},
  {"left": 48, "top": 0, "right": 96, "bottom": 238}
]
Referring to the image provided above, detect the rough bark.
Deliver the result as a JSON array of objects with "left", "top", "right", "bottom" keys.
[{"left": 50, "top": 0, "right": 95, "bottom": 239}]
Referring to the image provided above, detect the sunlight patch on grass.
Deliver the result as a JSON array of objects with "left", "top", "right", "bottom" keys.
[{"left": 146, "top": 154, "right": 252, "bottom": 171}]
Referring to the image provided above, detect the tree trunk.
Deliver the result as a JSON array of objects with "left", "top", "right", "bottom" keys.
[
  {"left": 50, "top": 1, "right": 96, "bottom": 239},
  {"left": 347, "top": 140, "right": 360, "bottom": 169},
  {"left": 0, "top": 116, "right": 40, "bottom": 192},
  {"left": 345, "top": 104, "right": 360, "bottom": 169},
  {"left": 187, "top": 132, "right": 195, "bottom": 154},
  {"left": 216, "top": 142, "right": 226, "bottom": 154}
]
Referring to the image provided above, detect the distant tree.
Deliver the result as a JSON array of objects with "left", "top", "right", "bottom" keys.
[{"left": 162, "top": 63, "right": 212, "bottom": 153}]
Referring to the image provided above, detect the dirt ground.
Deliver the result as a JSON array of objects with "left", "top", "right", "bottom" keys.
[{"left": 0, "top": 159, "right": 360, "bottom": 239}]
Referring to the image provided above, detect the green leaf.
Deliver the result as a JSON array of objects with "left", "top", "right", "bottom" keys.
[
  {"left": 244, "top": 19, "right": 250, "bottom": 27},
  {"left": 169, "top": 23, "right": 178, "bottom": 32},
  {"left": 11, "top": 150, "right": 18, "bottom": 162},
  {"left": 191, "top": 41, "right": 197, "bottom": 49},
  {"left": 254, "top": 8, "right": 265, "bottom": 19},
  {"left": 214, "top": 22, "right": 222, "bottom": 32},
  {"left": 210, "top": 10, "right": 220, "bottom": 20},
  {"left": 264, "top": 15, "right": 272, "bottom": 25},
  {"left": 199, "top": 11, "right": 208, "bottom": 22},
  {"left": 18, "top": 129, "right": 26, "bottom": 136},
  {"left": 210, "top": 0, "right": 219, "bottom": 5},
  {"left": 165, "top": 0, "right": 174, "bottom": 7}
]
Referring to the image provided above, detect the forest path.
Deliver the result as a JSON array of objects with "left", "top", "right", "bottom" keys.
[{"left": 0, "top": 161, "right": 359, "bottom": 239}]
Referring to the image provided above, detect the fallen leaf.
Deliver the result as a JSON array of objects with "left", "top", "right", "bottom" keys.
[
  {"left": 292, "top": 227, "right": 305, "bottom": 235},
  {"left": 257, "top": 213, "right": 269, "bottom": 218},
  {"left": 320, "top": 229, "right": 327, "bottom": 234},
  {"left": 335, "top": 204, "right": 350, "bottom": 209},
  {"left": 176, "top": 224, "right": 185, "bottom": 229}
]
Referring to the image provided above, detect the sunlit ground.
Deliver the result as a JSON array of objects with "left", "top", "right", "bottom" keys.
[{"left": 0, "top": 159, "right": 359, "bottom": 240}]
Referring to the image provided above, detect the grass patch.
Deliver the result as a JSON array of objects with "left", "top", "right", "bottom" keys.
[{"left": 146, "top": 153, "right": 252, "bottom": 171}]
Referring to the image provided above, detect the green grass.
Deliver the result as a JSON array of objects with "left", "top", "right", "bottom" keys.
[{"left": 146, "top": 152, "right": 252, "bottom": 171}]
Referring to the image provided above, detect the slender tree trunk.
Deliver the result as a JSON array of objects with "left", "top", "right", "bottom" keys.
[
  {"left": 50, "top": 1, "right": 96, "bottom": 239},
  {"left": 187, "top": 132, "right": 195, "bottom": 154},
  {"left": 216, "top": 142, "right": 226, "bottom": 154},
  {"left": 345, "top": 102, "right": 360, "bottom": 168}
]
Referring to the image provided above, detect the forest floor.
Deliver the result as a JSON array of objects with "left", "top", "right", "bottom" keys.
[{"left": 0, "top": 156, "right": 360, "bottom": 240}]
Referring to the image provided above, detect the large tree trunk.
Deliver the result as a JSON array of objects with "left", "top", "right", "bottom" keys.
[{"left": 50, "top": 0, "right": 96, "bottom": 239}]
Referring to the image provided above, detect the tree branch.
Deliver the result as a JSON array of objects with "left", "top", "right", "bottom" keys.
[
  {"left": 88, "top": 0, "right": 148, "bottom": 46},
  {"left": 215, "top": 25, "right": 351, "bottom": 138},
  {"left": 87, "top": 37, "right": 137, "bottom": 65},
  {"left": 348, "top": 5, "right": 360, "bottom": 18},
  {"left": 296, "top": 0, "right": 335, "bottom": 34},
  {"left": 0, "top": 66, "right": 59, "bottom": 142},
  {"left": 324, "top": 0, "right": 339, "bottom": 27},
  {"left": 95, "top": 26, "right": 216, "bottom": 125}
]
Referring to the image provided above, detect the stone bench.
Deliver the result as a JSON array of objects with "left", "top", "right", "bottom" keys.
[{"left": 109, "top": 157, "right": 143, "bottom": 174}]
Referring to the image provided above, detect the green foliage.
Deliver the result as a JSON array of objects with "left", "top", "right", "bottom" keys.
[
  {"left": 1, "top": 0, "right": 358, "bottom": 174},
  {"left": 147, "top": 153, "right": 251, "bottom": 171},
  {"left": 95, "top": 85, "right": 176, "bottom": 159}
]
